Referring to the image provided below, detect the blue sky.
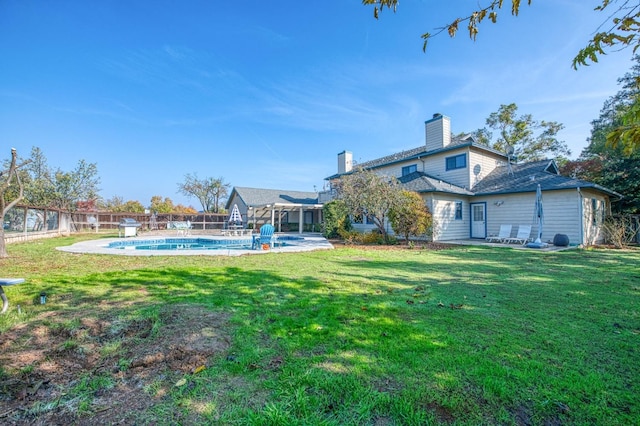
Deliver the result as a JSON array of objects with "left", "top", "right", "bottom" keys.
[{"left": 0, "top": 0, "right": 633, "bottom": 209}]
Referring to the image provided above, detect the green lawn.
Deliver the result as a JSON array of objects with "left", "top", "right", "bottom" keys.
[{"left": 0, "top": 235, "right": 638, "bottom": 425}]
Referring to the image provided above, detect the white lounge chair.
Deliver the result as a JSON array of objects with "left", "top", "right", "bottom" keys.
[
  {"left": 486, "top": 225, "right": 512, "bottom": 243},
  {"left": 505, "top": 225, "right": 532, "bottom": 245}
]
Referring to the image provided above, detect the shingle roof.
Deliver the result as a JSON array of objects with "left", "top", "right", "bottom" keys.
[
  {"left": 326, "top": 136, "right": 506, "bottom": 180},
  {"left": 398, "top": 171, "right": 474, "bottom": 195},
  {"left": 471, "top": 160, "right": 622, "bottom": 197},
  {"left": 227, "top": 187, "right": 319, "bottom": 209}
]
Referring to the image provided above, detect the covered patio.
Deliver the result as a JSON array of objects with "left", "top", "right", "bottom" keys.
[{"left": 248, "top": 202, "right": 324, "bottom": 234}]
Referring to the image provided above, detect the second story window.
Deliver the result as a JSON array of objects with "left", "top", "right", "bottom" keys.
[
  {"left": 402, "top": 164, "right": 417, "bottom": 176},
  {"left": 446, "top": 154, "right": 467, "bottom": 171}
]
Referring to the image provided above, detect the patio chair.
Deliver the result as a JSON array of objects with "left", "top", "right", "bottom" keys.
[
  {"left": 0, "top": 278, "right": 25, "bottom": 314},
  {"left": 505, "top": 225, "right": 532, "bottom": 245},
  {"left": 486, "top": 225, "right": 512, "bottom": 243},
  {"left": 252, "top": 224, "right": 275, "bottom": 250}
]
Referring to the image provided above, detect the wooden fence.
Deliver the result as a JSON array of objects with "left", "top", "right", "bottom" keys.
[{"left": 2, "top": 205, "right": 230, "bottom": 244}]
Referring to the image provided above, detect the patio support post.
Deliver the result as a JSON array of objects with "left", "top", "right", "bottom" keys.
[
  {"left": 270, "top": 207, "right": 275, "bottom": 226},
  {"left": 278, "top": 209, "right": 282, "bottom": 232},
  {"left": 299, "top": 206, "right": 303, "bottom": 233},
  {"left": 252, "top": 207, "right": 256, "bottom": 230}
]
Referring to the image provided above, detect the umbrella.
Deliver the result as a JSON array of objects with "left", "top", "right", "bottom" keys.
[
  {"left": 533, "top": 184, "right": 544, "bottom": 243},
  {"left": 228, "top": 204, "right": 243, "bottom": 225}
]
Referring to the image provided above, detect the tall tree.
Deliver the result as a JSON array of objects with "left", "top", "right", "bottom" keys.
[
  {"left": 101, "top": 196, "right": 149, "bottom": 213},
  {"left": 22, "top": 147, "right": 54, "bottom": 207},
  {"left": 177, "top": 174, "right": 230, "bottom": 213},
  {"left": 0, "top": 149, "right": 30, "bottom": 258},
  {"left": 51, "top": 160, "right": 100, "bottom": 211},
  {"left": 120, "top": 200, "right": 145, "bottom": 213},
  {"left": 476, "top": 103, "right": 570, "bottom": 162},
  {"left": 100, "top": 195, "right": 125, "bottom": 212},
  {"left": 149, "top": 195, "right": 175, "bottom": 213},
  {"left": 561, "top": 55, "right": 640, "bottom": 213},
  {"left": 20, "top": 148, "right": 100, "bottom": 211},
  {"left": 604, "top": 55, "right": 640, "bottom": 155},
  {"left": 336, "top": 168, "right": 401, "bottom": 242}
]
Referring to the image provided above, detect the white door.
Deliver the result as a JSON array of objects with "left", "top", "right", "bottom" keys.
[{"left": 471, "top": 203, "right": 486, "bottom": 238}]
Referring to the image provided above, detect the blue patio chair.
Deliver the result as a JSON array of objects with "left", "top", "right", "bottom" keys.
[{"left": 252, "top": 224, "right": 275, "bottom": 250}]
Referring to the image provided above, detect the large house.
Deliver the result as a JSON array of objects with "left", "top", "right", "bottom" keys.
[{"left": 322, "top": 113, "right": 621, "bottom": 246}]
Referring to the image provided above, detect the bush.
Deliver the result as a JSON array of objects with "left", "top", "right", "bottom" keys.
[
  {"left": 602, "top": 215, "right": 639, "bottom": 248},
  {"left": 338, "top": 229, "right": 361, "bottom": 244},
  {"left": 361, "top": 231, "right": 387, "bottom": 245},
  {"left": 322, "top": 200, "right": 352, "bottom": 238},
  {"left": 337, "top": 229, "right": 397, "bottom": 245},
  {"left": 388, "top": 190, "right": 433, "bottom": 242}
]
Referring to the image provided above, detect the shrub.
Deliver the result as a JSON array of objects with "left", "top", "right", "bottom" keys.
[
  {"left": 361, "top": 231, "right": 386, "bottom": 245},
  {"left": 338, "top": 229, "right": 361, "bottom": 244},
  {"left": 388, "top": 190, "right": 433, "bottom": 243},
  {"left": 337, "top": 229, "right": 397, "bottom": 245},
  {"left": 322, "top": 200, "right": 352, "bottom": 238},
  {"left": 602, "top": 215, "right": 639, "bottom": 248}
]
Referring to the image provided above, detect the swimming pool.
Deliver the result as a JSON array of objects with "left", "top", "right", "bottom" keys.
[
  {"left": 57, "top": 234, "right": 333, "bottom": 256},
  {"left": 107, "top": 236, "right": 303, "bottom": 251}
]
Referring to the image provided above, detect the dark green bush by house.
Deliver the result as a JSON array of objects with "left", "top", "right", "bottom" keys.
[{"left": 322, "top": 200, "right": 352, "bottom": 238}]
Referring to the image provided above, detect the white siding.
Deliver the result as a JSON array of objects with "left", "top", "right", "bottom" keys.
[
  {"left": 581, "top": 189, "right": 608, "bottom": 245},
  {"left": 468, "top": 151, "right": 505, "bottom": 187},
  {"left": 374, "top": 163, "right": 415, "bottom": 179},
  {"left": 366, "top": 147, "right": 474, "bottom": 190},
  {"left": 480, "top": 190, "right": 583, "bottom": 245},
  {"left": 429, "top": 195, "right": 469, "bottom": 241},
  {"left": 426, "top": 149, "right": 470, "bottom": 188}
]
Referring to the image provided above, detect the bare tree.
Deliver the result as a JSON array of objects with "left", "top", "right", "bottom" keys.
[
  {"left": 0, "top": 149, "right": 30, "bottom": 258},
  {"left": 177, "top": 174, "right": 230, "bottom": 213}
]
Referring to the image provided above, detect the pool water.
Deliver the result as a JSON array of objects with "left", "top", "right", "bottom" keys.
[{"left": 107, "top": 236, "right": 301, "bottom": 251}]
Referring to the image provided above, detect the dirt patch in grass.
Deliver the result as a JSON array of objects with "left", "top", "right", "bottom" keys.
[{"left": 0, "top": 304, "right": 231, "bottom": 425}]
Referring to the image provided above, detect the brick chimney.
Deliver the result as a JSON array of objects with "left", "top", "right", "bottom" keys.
[{"left": 425, "top": 113, "right": 451, "bottom": 151}]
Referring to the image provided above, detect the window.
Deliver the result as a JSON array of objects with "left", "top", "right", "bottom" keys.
[
  {"left": 473, "top": 205, "right": 484, "bottom": 222},
  {"left": 455, "top": 202, "right": 463, "bottom": 220},
  {"left": 402, "top": 164, "right": 417, "bottom": 176},
  {"left": 365, "top": 214, "right": 374, "bottom": 225},
  {"left": 352, "top": 213, "right": 363, "bottom": 224},
  {"left": 446, "top": 154, "right": 467, "bottom": 171},
  {"left": 304, "top": 211, "right": 313, "bottom": 224},
  {"left": 591, "top": 198, "right": 603, "bottom": 226}
]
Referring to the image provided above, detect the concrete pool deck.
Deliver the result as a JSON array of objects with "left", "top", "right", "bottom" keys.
[{"left": 56, "top": 233, "right": 334, "bottom": 256}]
